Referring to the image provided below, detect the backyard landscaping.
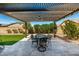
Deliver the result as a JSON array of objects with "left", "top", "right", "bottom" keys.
[{"left": 0, "top": 35, "right": 24, "bottom": 45}]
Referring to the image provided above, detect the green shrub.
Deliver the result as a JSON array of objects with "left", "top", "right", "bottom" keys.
[{"left": 61, "top": 20, "right": 79, "bottom": 40}]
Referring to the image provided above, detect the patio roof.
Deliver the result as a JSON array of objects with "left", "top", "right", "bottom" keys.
[{"left": 0, "top": 3, "right": 79, "bottom": 21}]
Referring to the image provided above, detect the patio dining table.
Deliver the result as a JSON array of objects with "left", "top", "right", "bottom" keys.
[{"left": 34, "top": 35, "right": 48, "bottom": 45}]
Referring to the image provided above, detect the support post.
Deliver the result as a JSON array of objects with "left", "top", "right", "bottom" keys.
[
  {"left": 24, "top": 22, "right": 28, "bottom": 37},
  {"left": 53, "top": 21, "right": 57, "bottom": 38}
]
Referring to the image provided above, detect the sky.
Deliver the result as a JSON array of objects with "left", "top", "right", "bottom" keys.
[
  {"left": 56, "top": 12, "right": 79, "bottom": 25},
  {"left": 31, "top": 21, "right": 53, "bottom": 25},
  {"left": 0, "top": 13, "right": 21, "bottom": 25},
  {"left": 0, "top": 12, "right": 79, "bottom": 25}
]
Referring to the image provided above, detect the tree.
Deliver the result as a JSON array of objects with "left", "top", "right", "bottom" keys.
[
  {"left": 7, "top": 29, "right": 12, "bottom": 33},
  {"left": 49, "top": 22, "right": 55, "bottom": 33},
  {"left": 23, "top": 22, "right": 32, "bottom": 36},
  {"left": 33, "top": 22, "right": 55, "bottom": 34},
  {"left": 53, "top": 21, "right": 57, "bottom": 37},
  {"left": 27, "top": 22, "right": 34, "bottom": 34},
  {"left": 18, "top": 29, "right": 25, "bottom": 34},
  {"left": 34, "top": 24, "right": 41, "bottom": 33},
  {"left": 12, "top": 29, "right": 18, "bottom": 33}
]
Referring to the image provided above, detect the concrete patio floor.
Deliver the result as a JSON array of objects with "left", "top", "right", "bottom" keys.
[{"left": 0, "top": 35, "right": 79, "bottom": 56}]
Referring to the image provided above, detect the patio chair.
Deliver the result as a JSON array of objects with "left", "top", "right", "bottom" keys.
[
  {"left": 48, "top": 34, "right": 52, "bottom": 40},
  {"left": 37, "top": 37, "right": 48, "bottom": 52},
  {"left": 31, "top": 35, "right": 37, "bottom": 45}
]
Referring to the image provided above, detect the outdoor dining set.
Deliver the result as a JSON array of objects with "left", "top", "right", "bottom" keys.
[{"left": 31, "top": 34, "right": 52, "bottom": 52}]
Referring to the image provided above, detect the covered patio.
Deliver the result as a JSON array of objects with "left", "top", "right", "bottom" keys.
[
  {"left": 0, "top": 3, "right": 79, "bottom": 56},
  {"left": 0, "top": 3, "right": 79, "bottom": 36}
]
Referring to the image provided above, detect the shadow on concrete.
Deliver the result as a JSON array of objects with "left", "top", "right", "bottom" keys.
[
  {"left": 0, "top": 37, "right": 53, "bottom": 56},
  {"left": 1, "top": 35, "right": 79, "bottom": 56},
  {"left": 0, "top": 46, "right": 5, "bottom": 54}
]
